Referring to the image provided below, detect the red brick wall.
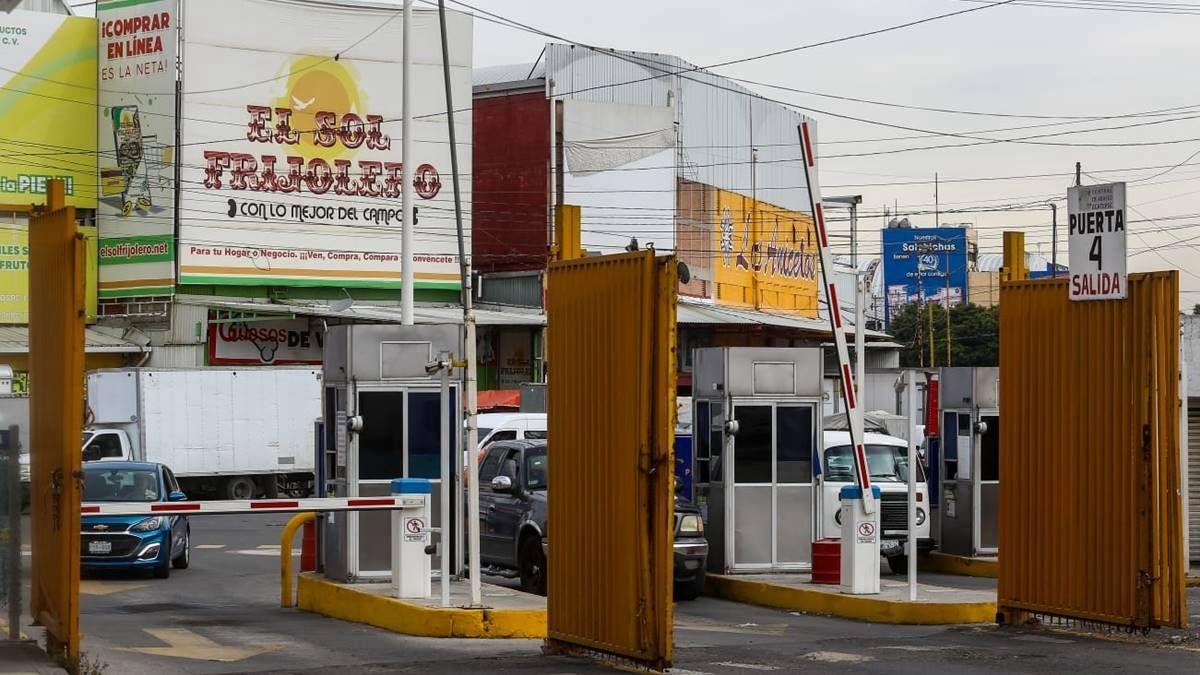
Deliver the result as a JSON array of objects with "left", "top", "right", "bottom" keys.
[{"left": 472, "top": 92, "right": 549, "bottom": 272}]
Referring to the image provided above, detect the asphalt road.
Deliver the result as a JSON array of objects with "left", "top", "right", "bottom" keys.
[{"left": 41, "top": 514, "right": 1198, "bottom": 674}]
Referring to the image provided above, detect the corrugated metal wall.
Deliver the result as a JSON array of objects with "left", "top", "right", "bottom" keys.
[
  {"left": 998, "top": 273, "right": 1187, "bottom": 629},
  {"left": 27, "top": 195, "right": 84, "bottom": 660},
  {"left": 545, "top": 250, "right": 675, "bottom": 668}
]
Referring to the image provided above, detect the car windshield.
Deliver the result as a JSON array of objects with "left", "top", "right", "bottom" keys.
[
  {"left": 82, "top": 432, "right": 93, "bottom": 446},
  {"left": 823, "top": 444, "right": 924, "bottom": 483},
  {"left": 525, "top": 450, "right": 547, "bottom": 491},
  {"left": 83, "top": 468, "right": 161, "bottom": 502}
]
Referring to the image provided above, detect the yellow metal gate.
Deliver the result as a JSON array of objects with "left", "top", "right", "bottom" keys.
[
  {"left": 999, "top": 272, "right": 1187, "bottom": 628},
  {"left": 28, "top": 180, "right": 86, "bottom": 661},
  {"left": 545, "top": 250, "right": 676, "bottom": 669}
]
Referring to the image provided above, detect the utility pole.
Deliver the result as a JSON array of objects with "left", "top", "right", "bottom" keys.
[
  {"left": 1075, "top": 161, "right": 1082, "bottom": 187},
  {"left": 400, "top": 0, "right": 414, "bottom": 325},
  {"left": 437, "top": 0, "right": 480, "bottom": 607},
  {"left": 1050, "top": 202, "right": 1058, "bottom": 278},
  {"left": 934, "top": 172, "right": 939, "bottom": 227}
]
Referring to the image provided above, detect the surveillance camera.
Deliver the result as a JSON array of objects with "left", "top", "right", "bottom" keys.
[
  {"left": 346, "top": 415, "right": 364, "bottom": 434},
  {"left": 724, "top": 419, "right": 740, "bottom": 437},
  {"left": 425, "top": 360, "right": 442, "bottom": 375}
]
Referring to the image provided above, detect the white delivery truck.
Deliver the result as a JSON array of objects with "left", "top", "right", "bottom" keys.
[{"left": 84, "top": 367, "right": 322, "bottom": 500}]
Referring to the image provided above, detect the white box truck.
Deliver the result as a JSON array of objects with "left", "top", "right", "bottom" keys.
[{"left": 84, "top": 367, "right": 322, "bottom": 500}]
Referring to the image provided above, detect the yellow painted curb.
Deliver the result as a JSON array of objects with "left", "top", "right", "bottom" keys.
[
  {"left": 296, "top": 573, "right": 546, "bottom": 639},
  {"left": 1187, "top": 576, "right": 1199, "bottom": 588},
  {"left": 919, "top": 552, "right": 999, "bottom": 578},
  {"left": 705, "top": 574, "right": 996, "bottom": 625}
]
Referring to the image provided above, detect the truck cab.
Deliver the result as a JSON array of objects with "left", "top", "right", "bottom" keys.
[
  {"left": 82, "top": 429, "right": 134, "bottom": 462},
  {"left": 818, "top": 430, "right": 933, "bottom": 573}
]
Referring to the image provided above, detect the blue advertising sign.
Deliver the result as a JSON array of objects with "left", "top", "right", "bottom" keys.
[{"left": 881, "top": 227, "right": 969, "bottom": 325}]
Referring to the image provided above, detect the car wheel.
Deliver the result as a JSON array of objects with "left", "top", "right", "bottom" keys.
[
  {"left": 674, "top": 569, "right": 706, "bottom": 601},
  {"left": 518, "top": 535, "right": 547, "bottom": 596},
  {"left": 886, "top": 554, "right": 907, "bottom": 575},
  {"left": 172, "top": 526, "right": 190, "bottom": 570},
  {"left": 226, "top": 476, "right": 255, "bottom": 500}
]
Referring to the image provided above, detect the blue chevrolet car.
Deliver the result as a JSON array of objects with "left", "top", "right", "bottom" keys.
[{"left": 81, "top": 461, "right": 191, "bottom": 578}]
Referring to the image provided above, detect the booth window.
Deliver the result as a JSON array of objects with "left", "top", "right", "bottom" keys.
[
  {"left": 695, "top": 401, "right": 710, "bottom": 484},
  {"left": 710, "top": 401, "right": 724, "bottom": 482},
  {"left": 357, "top": 391, "right": 404, "bottom": 480},
  {"left": 775, "top": 405, "right": 813, "bottom": 483},
  {"left": 732, "top": 405, "right": 772, "bottom": 483},
  {"left": 980, "top": 415, "right": 1000, "bottom": 481},
  {"left": 407, "top": 390, "right": 457, "bottom": 479},
  {"left": 942, "top": 411, "right": 958, "bottom": 480}
]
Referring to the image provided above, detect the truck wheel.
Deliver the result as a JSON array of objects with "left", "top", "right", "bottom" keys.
[
  {"left": 674, "top": 570, "right": 706, "bottom": 601},
  {"left": 518, "top": 535, "right": 547, "bottom": 596},
  {"left": 225, "top": 477, "right": 255, "bottom": 500},
  {"left": 886, "top": 554, "right": 908, "bottom": 575}
]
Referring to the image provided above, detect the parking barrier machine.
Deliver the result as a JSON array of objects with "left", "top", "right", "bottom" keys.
[
  {"left": 691, "top": 347, "right": 824, "bottom": 574},
  {"left": 390, "top": 478, "right": 432, "bottom": 599},
  {"left": 840, "top": 484, "right": 882, "bottom": 595},
  {"left": 321, "top": 324, "right": 463, "bottom": 582},
  {"left": 938, "top": 367, "right": 1000, "bottom": 557}
]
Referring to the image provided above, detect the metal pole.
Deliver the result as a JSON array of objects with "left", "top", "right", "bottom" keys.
[
  {"left": 439, "top": 355, "right": 450, "bottom": 607},
  {"left": 850, "top": 204, "right": 858, "bottom": 268},
  {"left": 1050, "top": 203, "right": 1058, "bottom": 278},
  {"left": 400, "top": 0, "right": 414, "bottom": 325},
  {"left": 6, "top": 426, "right": 18, "bottom": 640},
  {"left": 855, "top": 272, "right": 866, "bottom": 424},
  {"left": 905, "top": 370, "right": 918, "bottom": 601},
  {"left": 436, "top": 0, "right": 480, "bottom": 608}
]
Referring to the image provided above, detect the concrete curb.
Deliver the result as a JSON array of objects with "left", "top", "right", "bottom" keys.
[
  {"left": 705, "top": 574, "right": 996, "bottom": 625},
  {"left": 296, "top": 573, "right": 547, "bottom": 638},
  {"left": 919, "top": 552, "right": 999, "bottom": 578}
]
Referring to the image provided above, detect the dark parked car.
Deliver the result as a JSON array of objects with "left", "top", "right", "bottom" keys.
[
  {"left": 81, "top": 461, "right": 191, "bottom": 578},
  {"left": 476, "top": 440, "right": 708, "bottom": 599}
]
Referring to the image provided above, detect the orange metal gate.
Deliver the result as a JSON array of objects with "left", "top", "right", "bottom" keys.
[
  {"left": 545, "top": 250, "right": 676, "bottom": 669},
  {"left": 28, "top": 180, "right": 86, "bottom": 661},
  {"left": 998, "top": 272, "right": 1187, "bottom": 628}
]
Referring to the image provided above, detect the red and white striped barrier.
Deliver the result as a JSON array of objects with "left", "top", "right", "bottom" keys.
[{"left": 81, "top": 496, "right": 424, "bottom": 517}]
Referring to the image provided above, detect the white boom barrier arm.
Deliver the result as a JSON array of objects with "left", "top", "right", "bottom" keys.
[
  {"left": 798, "top": 121, "right": 876, "bottom": 514},
  {"left": 81, "top": 496, "right": 422, "bottom": 517}
]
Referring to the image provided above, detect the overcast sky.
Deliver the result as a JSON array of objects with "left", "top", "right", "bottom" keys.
[
  {"left": 73, "top": 0, "right": 1200, "bottom": 299},
  {"left": 460, "top": 0, "right": 1200, "bottom": 299}
]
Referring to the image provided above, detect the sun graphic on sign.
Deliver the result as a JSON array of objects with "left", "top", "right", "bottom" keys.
[{"left": 274, "top": 55, "right": 365, "bottom": 161}]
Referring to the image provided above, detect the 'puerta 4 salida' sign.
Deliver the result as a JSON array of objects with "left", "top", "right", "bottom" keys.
[{"left": 1067, "top": 182, "right": 1126, "bottom": 301}]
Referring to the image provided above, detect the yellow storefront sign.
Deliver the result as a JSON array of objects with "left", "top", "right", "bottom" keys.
[
  {"left": 0, "top": 11, "right": 97, "bottom": 209},
  {"left": 0, "top": 223, "right": 97, "bottom": 324},
  {"left": 712, "top": 188, "right": 819, "bottom": 316}
]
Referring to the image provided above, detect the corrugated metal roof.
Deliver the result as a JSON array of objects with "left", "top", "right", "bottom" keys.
[
  {"left": 0, "top": 326, "right": 148, "bottom": 354},
  {"left": 474, "top": 62, "right": 543, "bottom": 89},
  {"left": 676, "top": 298, "right": 888, "bottom": 339}
]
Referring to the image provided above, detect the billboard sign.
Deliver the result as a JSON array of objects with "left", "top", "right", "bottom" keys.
[
  {"left": 0, "top": 224, "right": 98, "bottom": 324},
  {"left": 178, "top": 0, "right": 471, "bottom": 290},
  {"left": 711, "top": 187, "right": 819, "bottom": 315},
  {"left": 1068, "top": 182, "right": 1126, "bottom": 301},
  {"left": 96, "top": 0, "right": 178, "bottom": 298},
  {"left": 882, "top": 227, "right": 969, "bottom": 325},
  {"left": 0, "top": 10, "right": 96, "bottom": 209},
  {"left": 208, "top": 319, "right": 323, "bottom": 365}
]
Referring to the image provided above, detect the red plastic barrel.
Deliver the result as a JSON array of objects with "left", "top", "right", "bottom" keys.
[
  {"left": 811, "top": 538, "right": 840, "bottom": 584},
  {"left": 300, "top": 520, "right": 317, "bottom": 572}
]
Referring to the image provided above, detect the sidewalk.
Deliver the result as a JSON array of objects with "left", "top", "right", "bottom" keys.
[
  {"left": 706, "top": 571, "right": 997, "bottom": 625},
  {"left": 0, "top": 642, "right": 62, "bottom": 674},
  {"left": 296, "top": 573, "right": 546, "bottom": 638}
]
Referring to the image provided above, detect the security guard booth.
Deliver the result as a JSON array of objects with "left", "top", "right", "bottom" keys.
[
  {"left": 321, "top": 324, "right": 462, "bottom": 582},
  {"left": 692, "top": 347, "right": 822, "bottom": 573},
  {"left": 938, "top": 366, "right": 1000, "bottom": 557}
]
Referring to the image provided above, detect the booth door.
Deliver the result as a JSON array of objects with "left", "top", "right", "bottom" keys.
[
  {"left": 977, "top": 413, "right": 1000, "bottom": 553},
  {"left": 730, "top": 401, "right": 816, "bottom": 571},
  {"left": 352, "top": 386, "right": 457, "bottom": 578}
]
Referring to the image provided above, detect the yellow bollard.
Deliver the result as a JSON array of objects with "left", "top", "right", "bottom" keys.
[{"left": 280, "top": 512, "right": 316, "bottom": 608}]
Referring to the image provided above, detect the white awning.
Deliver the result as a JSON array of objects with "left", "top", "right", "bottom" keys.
[
  {"left": 0, "top": 326, "right": 149, "bottom": 354},
  {"left": 177, "top": 296, "right": 546, "bottom": 327}
]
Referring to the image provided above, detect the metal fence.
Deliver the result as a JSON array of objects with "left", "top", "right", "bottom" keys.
[
  {"left": 545, "top": 250, "right": 676, "bottom": 669},
  {"left": 998, "top": 272, "right": 1187, "bottom": 629}
]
